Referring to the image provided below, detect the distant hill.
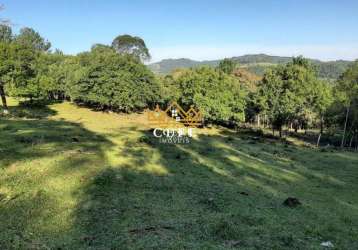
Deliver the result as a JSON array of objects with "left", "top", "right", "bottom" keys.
[{"left": 148, "top": 54, "right": 353, "bottom": 80}]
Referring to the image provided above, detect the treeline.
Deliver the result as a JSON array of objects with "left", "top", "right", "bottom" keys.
[
  {"left": 0, "top": 25, "right": 357, "bottom": 149},
  {"left": 0, "top": 26, "right": 160, "bottom": 112}
]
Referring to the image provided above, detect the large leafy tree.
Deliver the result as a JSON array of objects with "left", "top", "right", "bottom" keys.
[
  {"left": 257, "top": 57, "right": 321, "bottom": 137},
  {"left": 15, "top": 27, "right": 51, "bottom": 52},
  {"left": 257, "top": 68, "right": 295, "bottom": 136},
  {"left": 0, "top": 27, "right": 45, "bottom": 111},
  {"left": 172, "top": 67, "right": 247, "bottom": 125},
  {"left": 67, "top": 47, "right": 159, "bottom": 112},
  {"left": 3, "top": 27, "right": 53, "bottom": 103},
  {"left": 5, "top": 43, "right": 38, "bottom": 100},
  {"left": 111, "top": 34, "right": 150, "bottom": 61},
  {"left": 0, "top": 41, "right": 40, "bottom": 111}
]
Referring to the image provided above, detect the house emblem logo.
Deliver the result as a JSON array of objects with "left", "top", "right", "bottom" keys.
[{"left": 148, "top": 101, "right": 203, "bottom": 128}]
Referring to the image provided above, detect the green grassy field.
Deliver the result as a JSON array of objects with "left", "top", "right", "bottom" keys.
[{"left": 1, "top": 99, "right": 358, "bottom": 249}]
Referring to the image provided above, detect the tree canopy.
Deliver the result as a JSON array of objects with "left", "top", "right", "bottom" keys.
[
  {"left": 256, "top": 57, "right": 327, "bottom": 136},
  {"left": 67, "top": 47, "right": 159, "bottom": 112},
  {"left": 217, "top": 58, "right": 237, "bottom": 74},
  {"left": 171, "top": 67, "right": 247, "bottom": 125},
  {"left": 111, "top": 34, "right": 150, "bottom": 61},
  {"left": 15, "top": 27, "right": 51, "bottom": 51}
]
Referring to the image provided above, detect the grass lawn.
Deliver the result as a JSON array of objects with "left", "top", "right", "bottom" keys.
[{"left": 1, "top": 99, "right": 358, "bottom": 249}]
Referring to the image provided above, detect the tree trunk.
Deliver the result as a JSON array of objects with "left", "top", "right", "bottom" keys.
[
  {"left": 341, "top": 105, "right": 350, "bottom": 148},
  {"left": 0, "top": 84, "right": 8, "bottom": 113},
  {"left": 316, "top": 115, "right": 324, "bottom": 148},
  {"left": 349, "top": 132, "right": 354, "bottom": 148},
  {"left": 257, "top": 114, "right": 260, "bottom": 127},
  {"left": 316, "top": 133, "right": 322, "bottom": 148},
  {"left": 264, "top": 115, "right": 268, "bottom": 128},
  {"left": 279, "top": 126, "right": 282, "bottom": 138}
]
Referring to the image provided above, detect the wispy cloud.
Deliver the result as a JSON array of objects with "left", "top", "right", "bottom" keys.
[{"left": 149, "top": 44, "right": 358, "bottom": 63}]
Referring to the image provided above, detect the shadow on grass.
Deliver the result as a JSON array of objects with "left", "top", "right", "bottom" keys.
[
  {"left": 285, "top": 130, "right": 342, "bottom": 147},
  {"left": 72, "top": 129, "right": 358, "bottom": 249},
  {"left": 1, "top": 101, "right": 58, "bottom": 119},
  {"left": 0, "top": 118, "right": 110, "bottom": 169},
  {"left": 0, "top": 113, "right": 114, "bottom": 248},
  {"left": 1, "top": 114, "right": 358, "bottom": 249}
]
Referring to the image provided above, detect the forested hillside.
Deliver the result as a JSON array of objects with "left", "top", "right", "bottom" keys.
[{"left": 149, "top": 54, "right": 352, "bottom": 80}]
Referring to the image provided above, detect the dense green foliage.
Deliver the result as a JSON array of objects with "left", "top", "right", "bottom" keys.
[
  {"left": 68, "top": 47, "right": 159, "bottom": 112},
  {"left": 217, "top": 58, "right": 236, "bottom": 74},
  {"left": 256, "top": 57, "right": 332, "bottom": 136},
  {"left": 111, "top": 34, "right": 151, "bottom": 61},
  {"left": 0, "top": 24, "right": 357, "bottom": 148},
  {"left": 15, "top": 27, "right": 51, "bottom": 52},
  {"left": 0, "top": 26, "right": 159, "bottom": 113},
  {"left": 32, "top": 51, "right": 69, "bottom": 100},
  {"left": 166, "top": 67, "right": 246, "bottom": 124},
  {"left": 0, "top": 42, "right": 38, "bottom": 99}
]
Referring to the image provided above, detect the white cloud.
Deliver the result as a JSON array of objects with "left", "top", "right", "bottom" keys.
[{"left": 149, "top": 44, "right": 358, "bottom": 63}]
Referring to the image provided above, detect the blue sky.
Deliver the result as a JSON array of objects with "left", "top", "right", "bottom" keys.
[{"left": 2, "top": 0, "right": 358, "bottom": 62}]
